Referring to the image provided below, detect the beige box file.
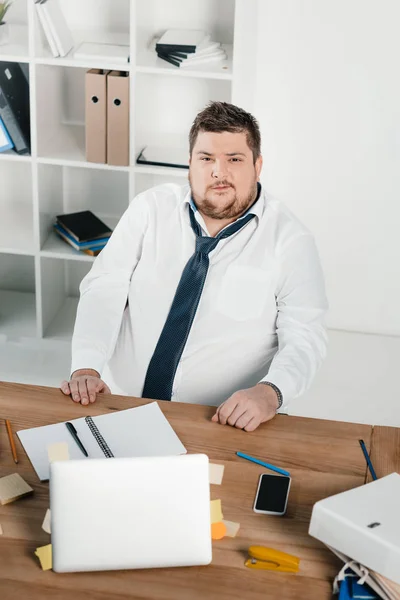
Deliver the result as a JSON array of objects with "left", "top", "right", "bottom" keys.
[
  {"left": 85, "top": 69, "right": 109, "bottom": 164},
  {"left": 107, "top": 71, "right": 130, "bottom": 166}
]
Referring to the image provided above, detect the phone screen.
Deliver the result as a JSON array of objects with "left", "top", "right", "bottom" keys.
[{"left": 255, "top": 474, "right": 291, "bottom": 513}]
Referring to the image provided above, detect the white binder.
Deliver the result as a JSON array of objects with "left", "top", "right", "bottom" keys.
[{"left": 309, "top": 473, "right": 400, "bottom": 585}]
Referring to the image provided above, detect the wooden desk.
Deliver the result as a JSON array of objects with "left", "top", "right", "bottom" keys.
[{"left": 0, "top": 382, "right": 398, "bottom": 600}]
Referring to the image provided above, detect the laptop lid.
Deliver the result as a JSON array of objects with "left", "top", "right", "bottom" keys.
[{"left": 50, "top": 454, "right": 212, "bottom": 573}]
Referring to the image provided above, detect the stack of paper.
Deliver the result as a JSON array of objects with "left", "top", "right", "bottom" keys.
[{"left": 155, "top": 29, "right": 227, "bottom": 69}]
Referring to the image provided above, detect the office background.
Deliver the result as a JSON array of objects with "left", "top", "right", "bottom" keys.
[{"left": 0, "top": 0, "right": 399, "bottom": 426}]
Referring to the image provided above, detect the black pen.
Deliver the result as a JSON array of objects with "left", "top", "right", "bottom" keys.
[{"left": 65, "top": 422, "right": 89, "bottom": 457}]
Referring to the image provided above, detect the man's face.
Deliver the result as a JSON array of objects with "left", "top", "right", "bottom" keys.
[{"left": 189, "top": 131, "right": 262, "bottom": 220}]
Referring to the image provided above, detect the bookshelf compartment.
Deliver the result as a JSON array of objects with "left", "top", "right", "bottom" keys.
[
  {"left": 135, "top": 0, "right": 235, "bottom": 54},
  {"left": 0, "top": 253, "right": 36, "bottom": 339},
  {"left": 34, "top": 0, "right": 131, "bottom": 64},
  {"left": 0, "top": 160, "right": 34, "bottom": 254},
  {"left": 134, "top": 73, "right": 231, "bottom": 162},
  {"left": 35, "top": 64, "right": 88, "bottom": 163},
  {"left": 40, "top": 257, "right": 92, "bottom": 340},
  {"left": 0, "top": 0, "right": 29, "bottom": 61},
  {"left": 38, "top": 163, "right": 128, "bottom": 260},
  {"left": 135, "top": 0, "right": 234, "bottom": 79}
]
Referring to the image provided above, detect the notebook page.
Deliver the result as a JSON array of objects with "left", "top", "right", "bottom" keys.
[
  {"left": 91, "top": 402, "right": 187, "bottom": 458},
  {"left": 17, "top": 417, "right": 105, "bottom": 481},
  {"left": 17, "top": 402, "right": 186, "bottom": 481}
]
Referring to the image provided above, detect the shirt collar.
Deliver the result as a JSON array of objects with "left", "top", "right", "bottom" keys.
[{"left": 186, "top": 182, "right": 264, "bottom": 221}]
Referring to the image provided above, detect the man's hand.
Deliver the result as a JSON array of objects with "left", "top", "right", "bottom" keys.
[
  {"left": 211, "top": 384, "right": 279, "bottom": 432},
  {"left": 60, "top": 369, "right": 111, "bottom": 406}
]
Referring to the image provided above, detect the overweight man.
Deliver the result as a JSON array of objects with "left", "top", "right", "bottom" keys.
[{"left": 60, "top": 101, "right": 328, "bottom": 432}]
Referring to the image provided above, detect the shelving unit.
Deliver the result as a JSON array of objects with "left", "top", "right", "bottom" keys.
[{"left": 0, "top": 0, "right": 258, "bottom": 346}]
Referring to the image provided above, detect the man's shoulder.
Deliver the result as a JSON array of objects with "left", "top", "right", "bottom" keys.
[
  {"left": 134, "top": 182, "right": 189, "bottom": 211},
  {"left": 265, "top": 193, "right": 313, "bottom": 237}
]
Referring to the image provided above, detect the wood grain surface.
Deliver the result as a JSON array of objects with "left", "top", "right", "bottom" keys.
[{"left": 0, "top": 381, "right": 397, "bottom": 600}]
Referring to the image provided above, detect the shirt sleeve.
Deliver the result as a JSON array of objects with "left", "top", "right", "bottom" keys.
[
  {"left": 70, "top": 197, "right": 149, "bottom": 377},
  {"left": 261, "top": 233, "right": 329, "bottom": 411}
]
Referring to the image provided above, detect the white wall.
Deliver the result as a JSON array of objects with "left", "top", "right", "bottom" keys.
[{"left": 254, "top": 0, "right": 400, "bottom": 335}]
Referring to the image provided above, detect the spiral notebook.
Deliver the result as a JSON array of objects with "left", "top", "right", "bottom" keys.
[{"left": 17, "top": 402, "right": 187, "bottom": 481}]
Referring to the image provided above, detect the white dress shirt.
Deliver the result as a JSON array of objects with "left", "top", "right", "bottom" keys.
[{"left": 71, "top": 183, "right": 328, "bottom": 411}]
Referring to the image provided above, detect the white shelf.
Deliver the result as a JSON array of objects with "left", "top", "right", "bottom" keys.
[
  {"left": 0, "top": 290, "right": 37, "bottom": 339},
  {"left": 135, "top": 44, "right": 233, "bottom": 80},
  {"left": 0, "top": 25, "right": 30, "bottom": 63},
  {"left": 0, "top": 150, "right": 31, "bottom": 162},
  {"left": 40, "top": 232, "right": 96, "bottom": 262},
  {"left": 134, "top": 164, "right": 189, "bottom": 178},
  {"left": 37, "top": 156, "right": 130, "bottom": 172},
  {"left": 35, "top": 55, "right": 131, "bottom": 72}
]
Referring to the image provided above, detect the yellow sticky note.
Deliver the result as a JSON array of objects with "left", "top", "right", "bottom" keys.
[
  {"left": 35, "top": 544, "right": 52, "bottom": 571},
  {"left": 0, "top": 473, "right": 34, "bottom": 505},
  {"left": 209, "top": 463, "right": 224, "bottom": 485},
  {"left": 47, "top": 442, "right": 69, "bottom": 463},
  {"left": 210, "top": 499, "right": 223, "bottom": 524},
  {"left": 42, "top": 509, "right": 51, "bottom": 534},
  {"left": 222, "top": 520, "right": 240, "bottom": 538}
]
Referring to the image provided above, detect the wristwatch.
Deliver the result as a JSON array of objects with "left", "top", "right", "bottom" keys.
[{"left": 258, "top": 381, "right": 283, "bottom": 411}]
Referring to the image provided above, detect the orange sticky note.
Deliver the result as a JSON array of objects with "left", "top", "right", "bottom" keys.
[{"left": 211, "top": 521, "right": 227, "bottom": 540}]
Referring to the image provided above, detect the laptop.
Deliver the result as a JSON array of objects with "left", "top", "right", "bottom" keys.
[{"left": 50, "top": 454, "right": 212, "bottom": 573}]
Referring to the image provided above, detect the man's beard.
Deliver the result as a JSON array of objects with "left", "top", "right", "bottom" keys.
[{"left": 189, "top": 176, "right": 258, "bottom": 220}]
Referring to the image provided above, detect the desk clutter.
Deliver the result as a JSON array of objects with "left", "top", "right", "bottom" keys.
[
  {"left": 1, "top": 408, "right": 399, "bottom": 596},
  {"left": 53, "top": 210, "right": 113, "bottom": 256}
]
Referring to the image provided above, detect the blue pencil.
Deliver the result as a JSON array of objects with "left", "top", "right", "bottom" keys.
[
  {"left": 236, "top": 451, "right": 290, "bottom": 477},
  {"left": 359, "top": 439, "right": 378, "bottom": 481}
]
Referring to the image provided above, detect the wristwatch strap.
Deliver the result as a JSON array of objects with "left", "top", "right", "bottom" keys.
[{"left": 258, "top": 381, "right": 283, "bottom": 411}]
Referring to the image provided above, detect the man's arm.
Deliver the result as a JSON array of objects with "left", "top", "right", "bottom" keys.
[
  {"left": 213, "top": 232, "right": 328, "bottom": 430},
  {"left": 261, "top": 233, "right": 328, "bottom": 411},
  {"left": 69, "top": 196, "right": 149, "bottom": 385}
]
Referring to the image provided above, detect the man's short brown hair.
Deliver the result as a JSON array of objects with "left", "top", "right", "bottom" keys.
[{"left": 189, "top": 101, "right": 261, "bottom": 163}]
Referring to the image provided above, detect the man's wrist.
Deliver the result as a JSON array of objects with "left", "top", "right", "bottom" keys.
[
  {"left": 71, "top": 368, "right": 100, "bottom": 379},
  {"left": 257, "top": 382, "right": 283, "bottom": 411}
]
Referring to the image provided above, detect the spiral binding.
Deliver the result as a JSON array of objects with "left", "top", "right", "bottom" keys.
[{"left": 85, "top": 416, "right": 115, "bottom": 458}]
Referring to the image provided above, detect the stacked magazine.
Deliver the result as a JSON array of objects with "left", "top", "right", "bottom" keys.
[
  {"left": 155, "top": 29, "right": 227, "bottom": 69},
  {"left": 53, "top": 211, "right": 112, "bottom": 256}
]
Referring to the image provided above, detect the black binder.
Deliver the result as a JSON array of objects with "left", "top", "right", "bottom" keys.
[{"left": 0, "top": 62, "right": 31, "bottom": 154}]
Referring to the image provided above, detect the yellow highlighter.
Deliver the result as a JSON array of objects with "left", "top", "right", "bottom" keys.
[{"left": 245, "top": 545, "right": 300, "bottom": 574}]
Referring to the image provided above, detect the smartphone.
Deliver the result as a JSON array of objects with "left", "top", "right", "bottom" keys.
[{"left": 253, "top": 473, "right": 291, "bottom": 515}]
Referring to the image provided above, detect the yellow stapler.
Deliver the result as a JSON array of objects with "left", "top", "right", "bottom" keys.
[{"left": 245, "top": 545, "right": 300, "bottom": 573}]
